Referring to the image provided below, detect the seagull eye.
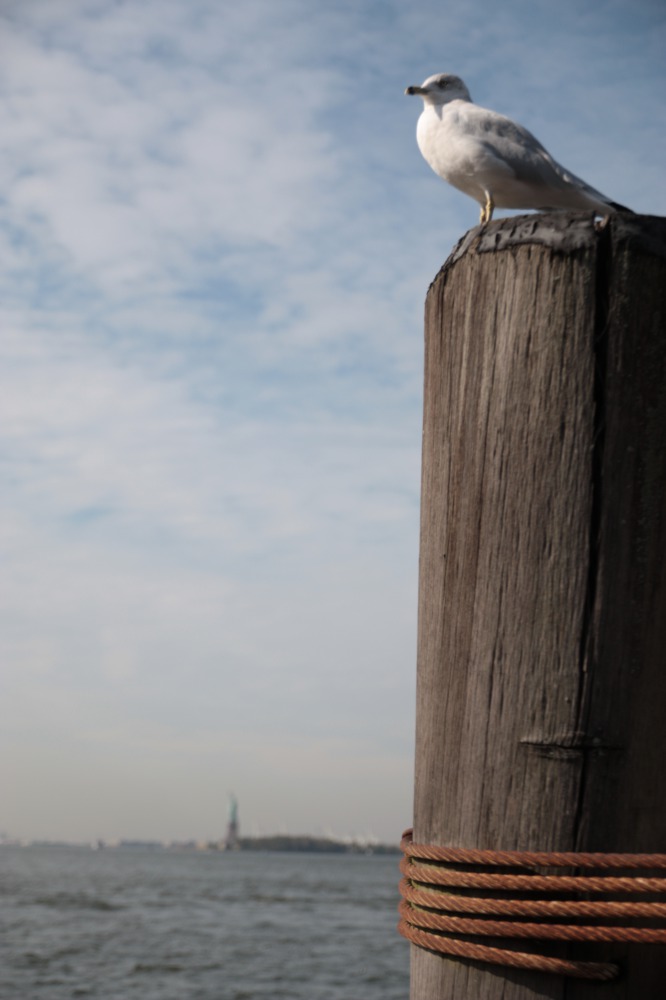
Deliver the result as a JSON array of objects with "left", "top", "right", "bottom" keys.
[{"left": 437, "top": 79, "right": 448, "bottom": 89}]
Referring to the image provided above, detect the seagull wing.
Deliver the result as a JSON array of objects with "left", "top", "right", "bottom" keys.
[{"left": 466, "top": 105, "right": 615, "bottom": 209}]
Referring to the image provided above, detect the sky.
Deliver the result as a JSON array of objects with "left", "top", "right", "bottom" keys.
[{"left": 1, "top": 0, "right": 665, "bottom": 845}]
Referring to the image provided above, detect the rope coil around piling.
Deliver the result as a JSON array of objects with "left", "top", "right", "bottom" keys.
[{"left": 398, "top": 829, "right": 666, "bottom": 981}]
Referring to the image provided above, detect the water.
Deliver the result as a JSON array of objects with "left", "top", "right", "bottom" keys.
[{"left": 0, "top": 846, "right": 409, "bottom": 1000}]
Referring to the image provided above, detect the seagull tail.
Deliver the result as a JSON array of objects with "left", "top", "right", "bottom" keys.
[{"left": 606, "top": 199, "right": 634, "bottom": 214}]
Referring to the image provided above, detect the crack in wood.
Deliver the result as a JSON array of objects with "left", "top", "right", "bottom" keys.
[
  {"left": 571, "top": 220, "right": 613, "bottom": 851},
  {"left": 520, "top": 738, "right": 623, "bottom": 761}
]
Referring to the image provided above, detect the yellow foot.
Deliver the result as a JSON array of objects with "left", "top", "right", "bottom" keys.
[{"left": 479, "top": 195, "right": 494, "bottom": 225}]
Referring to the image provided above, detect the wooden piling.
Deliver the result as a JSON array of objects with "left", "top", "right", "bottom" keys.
[{"left": 410, "top": 213, "right": 666, "bottom": 999}]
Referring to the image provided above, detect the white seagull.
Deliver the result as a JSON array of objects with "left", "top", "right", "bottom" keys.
[{"left": 406, "top": 73, "right": 632, "bottom": 224}]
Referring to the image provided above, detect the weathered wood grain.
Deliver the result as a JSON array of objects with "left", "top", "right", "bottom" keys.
[{"left": 411, "top": 213, "right": 666, "bottom": 999}]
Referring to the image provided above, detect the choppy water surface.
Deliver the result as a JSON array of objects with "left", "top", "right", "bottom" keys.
[{"left": 0, "top": 846, "right": 408, "bottom": 1000}]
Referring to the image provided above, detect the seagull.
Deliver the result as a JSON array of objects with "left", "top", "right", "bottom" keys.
[{"left": 405, "top": 73, "right": 632, "bottom": 224}]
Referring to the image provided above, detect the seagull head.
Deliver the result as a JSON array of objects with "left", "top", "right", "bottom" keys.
[{"left": 405, "top": 73, "right": 471, "bottom": 106}]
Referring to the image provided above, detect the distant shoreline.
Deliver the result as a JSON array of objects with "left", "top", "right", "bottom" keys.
[
  {"left": 2, "top": 835, "right": 400, "bottom": 855},
  {"left": 233, "top": 835, "right": 399, "bottom": 854}
]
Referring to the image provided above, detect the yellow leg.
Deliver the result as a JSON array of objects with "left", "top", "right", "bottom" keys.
[{"left": 479, "top": 193, "right": 494, "bottom": 225}]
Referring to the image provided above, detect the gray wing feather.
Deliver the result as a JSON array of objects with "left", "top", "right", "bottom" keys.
[{"left": 470, "top": 106, "right": 610, "bottom": 202}]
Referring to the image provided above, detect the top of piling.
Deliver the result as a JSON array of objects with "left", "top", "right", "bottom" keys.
[{"left": 434, "top": 212, "right": 666, "bottom": 288}]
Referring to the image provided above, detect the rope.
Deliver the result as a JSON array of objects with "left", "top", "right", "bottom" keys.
[{"left": 398, "top": 828, "right": 666, "bottom": 982}]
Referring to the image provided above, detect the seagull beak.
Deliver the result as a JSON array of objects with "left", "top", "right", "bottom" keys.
[{"left": 405, "top": 85, "right": 427, "bottom": 96}]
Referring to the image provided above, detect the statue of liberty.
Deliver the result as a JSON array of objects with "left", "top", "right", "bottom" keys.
[{"left": 225, "top": 793, "right": 239, "bottom": 850}]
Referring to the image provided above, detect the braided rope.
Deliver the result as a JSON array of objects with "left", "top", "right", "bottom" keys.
[
  {"left": 399, "top": 921, "right": 618, "bottom": 981},
  {"left": 399, "top": 829, "right": 666, "bottom": 982},
  {"left": 403, "top": 832, "right": 666, "bottom": 870},
  {"left": 401, "top": 876, "right": 666, "bottom": 920},
  {"left": 400, "top": 856, "right": 666, "bottom": 894}
]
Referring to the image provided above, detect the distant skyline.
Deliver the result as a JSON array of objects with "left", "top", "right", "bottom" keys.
[{"left": 2, "top": 0, "right": 665, "bottom": 844}]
